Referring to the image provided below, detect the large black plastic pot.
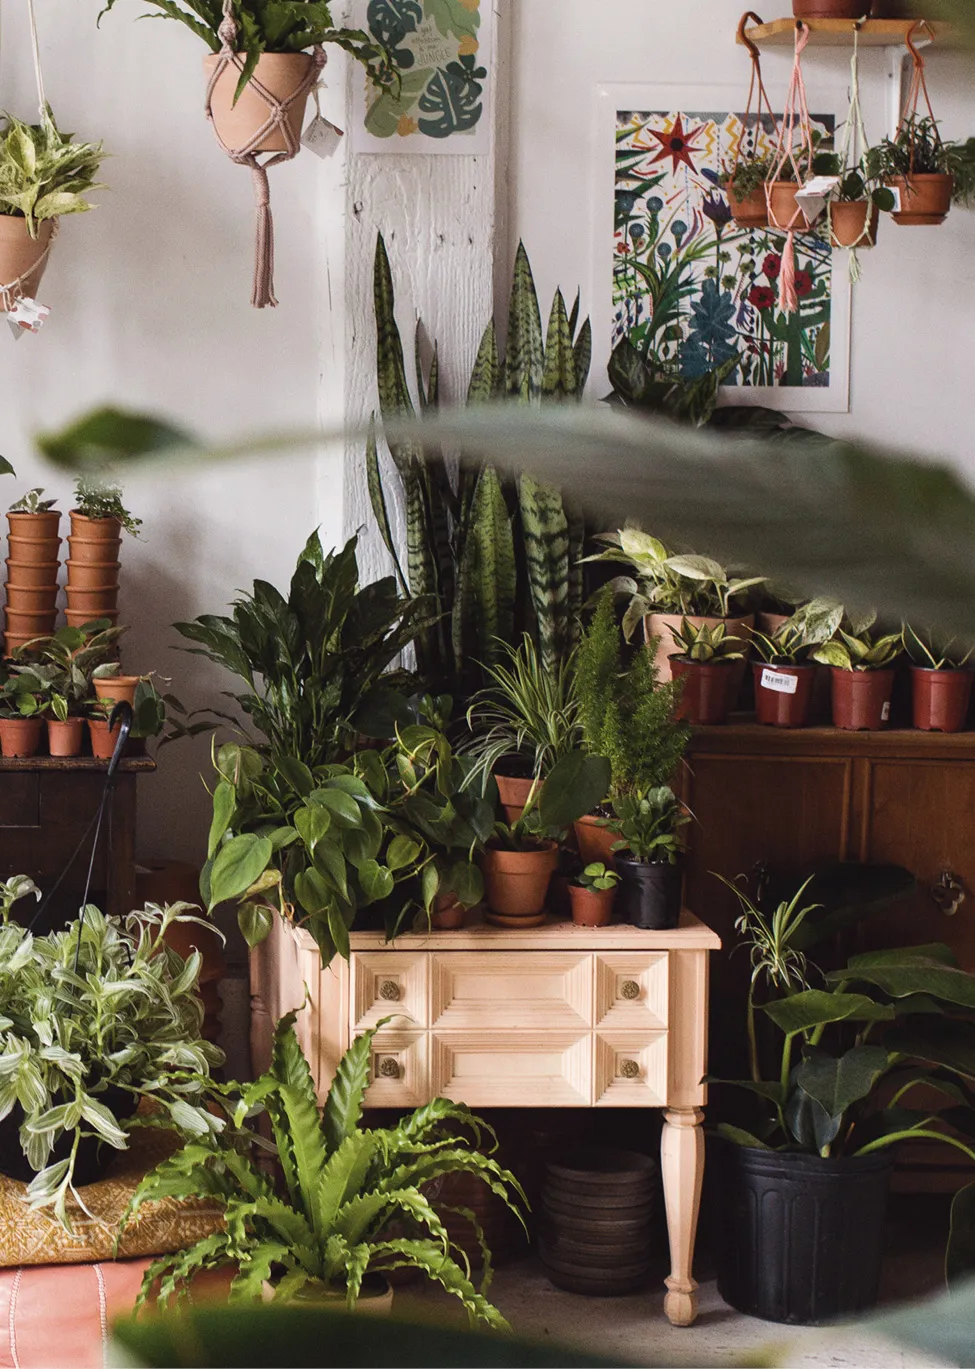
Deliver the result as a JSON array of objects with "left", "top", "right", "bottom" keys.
[
  {"left": 0, "top": 1085, "right": 132, "bottom": 1186},
  {"left": 717, "top": 1144, "right": 893, "bottom": 1325},
  {"left": 616, "top": 855, "right": 682, "bottom": 929}
]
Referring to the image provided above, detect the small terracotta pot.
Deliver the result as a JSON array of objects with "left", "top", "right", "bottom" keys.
[
  {"left": 4, "top": 584, "right": 57, "bottom": 612},
  {"left": 47, "top": 717, "right": 85, "bottom": 757},
  {"left": 430, "top": 893, "right": 466, "bottom": 930},
  {"left": 727, "top": 186, "right": 768, "bottom": 228},
  {"left": 890, "top": 174, "right": 953, "bottom": 226},
  {"left": 830, "top": 668, "right": 896, "bottom": 731},
  {"left": 573, "top": 815, "right": 619, "bottom": 867},
  {"left": 6, "top": 509, "right": 60, "bottom": 541},
  {"left": 794, "top": 0, "right": 872, "bottom": 15},
  {"left": 756, "top": 612, "right": 790, "bottom": 639},
  {"left": 0, "top": 717, "right": 42, "bottom": 758},
  {"left": 495, "top": 773, "right": 536, "bottom": 826},
  {"left": 3, "top": 607, "right": 56, "bottom": 636},
  {"left": 69, "top": 511, "right": 123, "bottom": 542},
  {"left": 65, "top": 609, "right": 118, "bottom": 628},
  {"left": 671, "top": 658, "right": 737, "bottom": 725},
  {"left": 753, "top": 662, "right": 816, "bottom": 728},
  {"left": 65, "top": 560, "right": 121, "bottom": 590},
  {"left": 67, "top": 535, "right": 122, "bottom": 564},
  {"left": 830, "top": 202, "right": 880, "bottom": 249},
  {"left": 767, "top": 182, "right": 820, "bottom": 232},
  {"left": 6, "top": 535, "right": 61, "bottom": 566},
  {"left": 483, "top": 841, "right": 558, "bottom": 926},
  {"left": 88, "top": 716, "right": 124, "bottom": 761},
  {"left": 205, "top": 52, "right": 315, "bottom": 155},
  {"left": 911, "top": 667, "right": 973, "bottom": 733},
  {"left": 2, "top": 634, "right": 41, "bottom": 655},
  {"left": 645, "top": 613, "right": 754, "bottom": 684},
  {"left": 569, "top": 884, "right": 616, "bottom": 928},
  {"left": 65, "top": 586, "right": 120, "bottom": 615},
  {"left": 4, "top": 559, "right": 60, "bottom": 588},
  {"left": 93, "top": 675, "right": 140, "bottom": 708},
  {"left": 0, "top": 216, "right": 55, "bottom": 302}
]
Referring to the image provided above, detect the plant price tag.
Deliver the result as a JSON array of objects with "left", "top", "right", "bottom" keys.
[
  {"left": 797, "top": 174, "right": 840, "bottom": 222},
  {"left": 302, "top": 115, "right": 345, "bottom": 159},
  {"left": 6, "top": 297, "right": 50, "bottom": 338},
  {"left": 881, "top": 701, "right": 891, "bottom": 722},
  {"left": 760, "top": 667, "right": 798, "bottom": 696}
]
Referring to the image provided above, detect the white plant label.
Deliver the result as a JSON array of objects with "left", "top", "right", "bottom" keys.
[
  {"left": 761, "top": 668, "right": 798, "bottom": 696},
  {"left": 6, "top": 296, "right": 49, "bottom": 337},
  {"left": 797, "top": 174, "right": 840, "bottom": 223},
  {"left": 302, "top": 115, "right": 344, "bottom": 159},
  {"left": 889, "top": 185, "right": 902, "bottom": 213},
  {"left": 881, "top": 701, "right": 891, "bottom": 722}
]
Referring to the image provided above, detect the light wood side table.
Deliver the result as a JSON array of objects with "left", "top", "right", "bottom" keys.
[{"left": 251, "top": 909, "right": 721, "bottom": 1327}]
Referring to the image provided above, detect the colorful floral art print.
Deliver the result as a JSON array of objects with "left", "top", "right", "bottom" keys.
[
  {"left": 614, "top": 109, "right": 838, "bottom": 391},
  {"left": 350, "top": 0, "right": 492, "bottom": 155}
]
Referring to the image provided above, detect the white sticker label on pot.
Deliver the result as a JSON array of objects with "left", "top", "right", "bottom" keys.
[
  {"left": 881, "top": 701, "right": 891, "bottom": 722},
  {"left": 302, "top": 115, "right": 344, "bottom": 159},
  {"left": 889, "top": 185, "right": 902, "bottom": 213},
  {"left": 761, "top": 668, "right": 798, "bottom": 696}
]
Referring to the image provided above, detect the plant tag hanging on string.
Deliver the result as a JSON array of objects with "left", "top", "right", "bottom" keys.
[
  {"left": 6, "top": 297, "right": 49, "bottom": 337},
  {"left": 796, "top": 174, "right": 841, "bottom": 222},
  {"left": 301, "top": 114, "right": 344, "bottom": 160}
]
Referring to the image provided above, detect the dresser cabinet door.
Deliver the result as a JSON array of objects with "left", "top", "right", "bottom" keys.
[
  {"left": 430, "top": 952, "right": 592, "bottom": 1031},
  {"left": 430, "top": 1031, "right": 593, "bottom": 1107}
]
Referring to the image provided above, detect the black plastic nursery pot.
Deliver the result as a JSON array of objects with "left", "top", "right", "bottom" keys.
[
  {"left": 615, "top": 856, "right": 682, "bottom": 930},
  {"left": 0, "top": 1085, "right": 132, "bottom": 1187},
  {"left": 716, "top": 1144, "right": 893, "bottom": 1325}
]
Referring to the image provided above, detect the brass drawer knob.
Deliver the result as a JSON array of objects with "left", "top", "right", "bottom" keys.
[
  {"left": 619, "top": 980, "right": 641, "bottom": 1000},
  {"left": 377, "top": 1056, "right": 400, "bottom": 1079},
  {"left": 619, "top": 1059, "right": 641, "bottom": 1079},
  {"left": 379, "top": 980, "right": 400, "bottom": 1001}
]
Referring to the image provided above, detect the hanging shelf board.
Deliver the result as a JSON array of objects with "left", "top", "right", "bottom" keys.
[{"left": 738, "top": 18, "right": 956, "bottom": 47}]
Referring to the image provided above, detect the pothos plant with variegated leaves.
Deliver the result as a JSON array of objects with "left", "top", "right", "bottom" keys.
[
  {"left": 0, "top": 109, "right": 104, "bottom": 238},
  {"left": 0, "top": 880, "right": 223, "bottom": 1228},
  {"left": 124, "top": 1011, "right": 525, "bottom": 1322}
]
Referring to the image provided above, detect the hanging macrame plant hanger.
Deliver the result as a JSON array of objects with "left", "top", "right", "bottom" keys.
[
  {"left": 204, "top": 0, "right": 325, "bottom": 309},
  {"left": 764, "top": 21, "right": 818, "bottom": 314},
  {"left": 890, "top": 20, "right": 951, "bottom": 226},
  {"left": 728, "top": 12, "right": 779, "bottom": 227},
  {"left": 826, "top": 21, "right": 876, "bottom": 282}
]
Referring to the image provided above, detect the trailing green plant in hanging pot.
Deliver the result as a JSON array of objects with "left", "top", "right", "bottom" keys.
[
  {"left": 669, "top": 618, "right": 747, "bottom": 726},
  {"left": 720, "top": 152, "right": 774, "bottom": 229},
  {"left": 904, "top": 624, "right": 975, "bottom": 732},
  {"left": 868, "top": 115, "right": 960, "bottom": 226},
  {"left": 124, "top": 1011, "right": 524, "bottom": 1321},
  {"left": 813, "top": 151, "right": 897, "bottom": 250},
  {"left": 0, "top": 109, "right": 103, "bottom": 308},
  {"left": 812, "top": 616, "right": 902, "bottom": 730}
]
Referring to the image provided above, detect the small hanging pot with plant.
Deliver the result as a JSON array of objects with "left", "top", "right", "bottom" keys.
[
  {"left": 720, "top": 14, "right": 778, "bottom": 229},
  {"left": 904, "top": 625, "right": 974, "bottom": 733},
  {"left": 669, "top": 618, "right": 747, "bottom": 725},
  {"left": 568, "top": 863, "right": 620, "bottom": 928},
  {"left": 812, "top": 616, "right": 903, "bottom": 730},
  {"left": 608, "top": 787, "right": 690, "bottom": 931}
]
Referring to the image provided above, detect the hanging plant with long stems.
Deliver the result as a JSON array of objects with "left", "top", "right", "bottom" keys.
[{"left": 719, "top": 12, "right": 778, "bottom": 229}]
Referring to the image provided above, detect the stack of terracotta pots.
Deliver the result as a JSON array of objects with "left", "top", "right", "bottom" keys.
[
  {"left": 4, "top": 506, "right": 61, "bottom": 655},
  {"left": 65, "top": 507, "right": 122, "bottom": 628}
]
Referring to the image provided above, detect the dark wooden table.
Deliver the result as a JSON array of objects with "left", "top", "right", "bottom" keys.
[{"left": 0, "top": 756, "right": 155, "bottom": 925}]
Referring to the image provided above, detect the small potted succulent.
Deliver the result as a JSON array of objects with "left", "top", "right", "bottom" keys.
[
  {"left": 812, "top": 617, "right": 903, "bottom": 730},
  {"left": 609, "top": 787, "right": 690, "bottom": 930},
  {"left": 0, "top": 110, "right": 104, "bottom": 306},
  {"left": 904, "top": 625, "right": 975, "bottom": 733},
  {"left": 0, "top": 669, "right": 44, "bottom": 757},
  {"left": 568, "top": 862, "right": 620, "bottom": 928},
  {"left": 669, "top": 618, "right": 747, "bottom": 725},
  {"left": 720, "top": 152, "right": 773, "bottom": 229},
  {"left": 868, "top": 116, "right": 957, "bottom": 226}
]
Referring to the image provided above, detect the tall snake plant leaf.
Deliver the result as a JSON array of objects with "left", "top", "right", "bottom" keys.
[
  {"left": 574, "top": 316, "right": 593, "bottom": 392},
  {"left": 541, "top": 289, "right": 578, "bottom": 401},
  {"left": 519, "top": 475, "right": 570, "bottom": 672},
  {"left": 321, "top": 1021, "right": 382, "bottom": 1155},
  {"left": 365, "top": 416, "right": 407, "bottom": 594},
  {"left": 505, "top": 241, "right": 544, "bottom": 403},
  {"left": 467, "top": 320, "right": 501, "bottom": 404},
  {"left": 459, "top": 466, "right": 516, "bottom": 669}
]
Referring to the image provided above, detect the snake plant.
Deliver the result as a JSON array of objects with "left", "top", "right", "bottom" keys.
[
  {"left": 125, "top": 1012, "right": 525, "bottom": 1323},
  {"left": 368, "top": 232, "right": 590, "bottom": 692},
  {"left": 0, "top": 110, "right": 104, "bottom": 238}
]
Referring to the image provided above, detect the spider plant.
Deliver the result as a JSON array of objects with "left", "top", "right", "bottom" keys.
[
  {"left": 124, "top": 1012, "right": 525, "bottom": 1323},
  {"left": 463, "top": 635, "right": 580, "bottom": 787}
]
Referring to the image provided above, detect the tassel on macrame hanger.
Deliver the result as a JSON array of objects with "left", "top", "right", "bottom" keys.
[{"left": 765, "top": 20, "right": 814, "bottom": 314}]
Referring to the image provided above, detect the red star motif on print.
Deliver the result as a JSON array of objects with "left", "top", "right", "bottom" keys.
[{"left": 647, "top": 113, "right": 706, "bottom": 175}]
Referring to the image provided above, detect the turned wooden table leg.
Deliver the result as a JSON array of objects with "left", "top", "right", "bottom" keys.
[{"left": 661, "top": 1107, "right": 705, "bottom": 1327}]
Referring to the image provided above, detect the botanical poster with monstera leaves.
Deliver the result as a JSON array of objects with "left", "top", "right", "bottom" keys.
[{"left": 350, "top": 0, "right": 493, "bottom": 154}]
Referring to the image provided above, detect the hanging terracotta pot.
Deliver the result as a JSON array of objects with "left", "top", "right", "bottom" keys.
[
  {"left": 645, "top": 613, "right": 754, "bottom": 683},
  {"left": 482, "top": 841, "right": 558, "bottom": 927},
  {"left": 911, "top": 667, "right": 973, "bottom": 733},
  {"left": 93, "top": 675, "right": 141, "bottom": 709},
  {"left": 671, "top": 659, "right": 737, "bottom": 725},
  {"left": 573, "top": 814, "right": 618, "bottom": 867},
  {"left": 67, "top": 535, "right": 122, "bottom": 565},
  {"left": 753, "top": 662, "right": 816, "bottom": 728},
  {"left": 767, "top": 182, "right": 820, "bottom": 231},
  {"left": 65, "top": 585, "right": 120, "bottom": 617},
  {"left": 88, "top": 716, "right": 124, "bottom": 761},
  {"left": 0, "top": 717, "right": 42, "bottom": 758},
  {"left": 495, "top": 773, "right": 536, "bottom": 826},
  {"left": 727, "top": 187, "right": 768, "bottom": 229},
  {"left": 794, "top": 0, "right": 872, "bottom": 16},
  {"left": 4, "top": 584, "right": 57, "bottom": 613},
  {"left": 890, "top": 174, "right": 953, "bottom": 226},
  {"left": 65, "top": 560, "right": 120, "bottom": 590},
  {"left": 569, "top": 884, "right": 616, "bottom": 928},
  {"left": 0, "top": 217, "right": 55, "bottom": 303},
  {"left": 6, "top": 535, "right": 62, "bottom": 567},
  {"left": 830, "top": 202, "right": 880, "bottom": 248},
  {"left": 204, "top": 52, "right": 316, "bottom": 155},
  {"left": 830, "top": 668, "right": 896, "bottom": 730},
  {"left": 5, "top": 558, "right": 60, "bottom": 589},
  {"left": 47, "top": 717, "right": 85, "bottom": 758}
]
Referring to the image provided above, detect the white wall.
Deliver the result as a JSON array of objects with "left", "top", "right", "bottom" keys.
[
  {"left": 506, "top": 0, "right": 975, "bottom": 469},
  {"left": 0, "top": 0, "right": 347, "bottom": 861}
]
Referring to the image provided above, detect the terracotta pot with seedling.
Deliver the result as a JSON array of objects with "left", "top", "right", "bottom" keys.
[
  {"left": 669, "top": 618, "right": 747, "bottom": 725},
  {"left": 750, "top": 600, "right": 842, "bottom": 728},
  {"left": 0, "top": 668, "right": 44, "bottom": 758},
  {"left": 568, "top": 862, "right": 620, "bottom": 928},
  {"left": 66, "top": 482, "right": 140, "bottom": 623},
  {"left": 904, "top": 625, "right": 975, "bottom": 733},
  {"left": 609, "top": 787, "right": 690, "bottom": 931},
  {"left": 812, "top": 616, "right": 903, "bottom": 730}
]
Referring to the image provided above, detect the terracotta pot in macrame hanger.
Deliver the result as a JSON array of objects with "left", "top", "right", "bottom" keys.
[
  {"left": 726, "top": 13, "right": 779, "bottom": 229},
  {"left": 889, "top": 21, "right": 953, "bottom": 227},
  {"left": 764, "top": 21, "right": 821, "bottom": 314},
  {"left": 826, "top": 22, "right": 882, "bottom": 279},
  {"left": 204, "top": 0, "right": 325, "bottom": 308}
]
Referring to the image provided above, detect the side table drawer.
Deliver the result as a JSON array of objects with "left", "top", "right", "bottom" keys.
[
  {"left": 430, "top": 952, "right": 592, "bottom": 1030},
  {"left": 594, "top": 953, "right": 669, "bottom": 1030},
  {"left": 431, "top": 1031, "right": 592, "bottom": 1107},
  {"left": 361, "top": 1029, "right": 429, "bottom": 1108},
  {"left": 594, "top": 1031, "right": 668, "bottom": 1107},
  {"left": 351, "top": 953, "right": 428, "bottom": 1031}
]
